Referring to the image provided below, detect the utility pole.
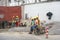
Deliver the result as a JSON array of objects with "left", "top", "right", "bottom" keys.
[{"left": 35, "top": 0, "right": 41, "bottom": 3}]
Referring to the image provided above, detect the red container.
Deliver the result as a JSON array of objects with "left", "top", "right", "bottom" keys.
[{"left": 0, "top": 6, "right": 22, "bottom": 21}]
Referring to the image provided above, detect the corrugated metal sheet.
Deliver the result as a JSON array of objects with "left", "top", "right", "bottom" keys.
[{"left": 0, "top": 6, "right": 22, "bottom": 21}]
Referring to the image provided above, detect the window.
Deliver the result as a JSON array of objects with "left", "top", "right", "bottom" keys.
[
  {"left": 22, "top": 1, "right": 25, "bottom": 3},
  {"left": 14, "top": 0, "right": 16, "bottom": 2},
  {"left": 56, "top": 0, "right": 60, "bottom": 1},
  {"left": 47, "top": 0, "right": 54, "bottom": 2},
  {"left": 47, "top": 0, "right": 60, "bottom": 2},
  {"left": 9, "top": 0, "right": 11, "bottom": 3},
  {"left": 14, "top": 0, "right": 20, "bottom": 2},
  {"left": 25, "top": 14, "right": 28, "bottom": 19}
]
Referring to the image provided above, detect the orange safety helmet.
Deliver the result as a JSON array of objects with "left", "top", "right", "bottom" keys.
[{"left": 13, "top": 16, "right": 15, "bottom": 18}]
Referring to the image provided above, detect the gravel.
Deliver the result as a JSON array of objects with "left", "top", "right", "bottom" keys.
[{"left": 49, "top": 22, "right": 60, "bottom": 35}]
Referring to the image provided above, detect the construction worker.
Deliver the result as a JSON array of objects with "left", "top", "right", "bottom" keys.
[
  {"left": 35, "top": 16, "right": 40, "bottom": 27},
  {"left": 29, "top": 18, "right": 36, "bottom": 34},
  {"left": 29, "top": 16, "right": 40, "bottom": 34},
  {"left": 15, "top": 16, "right": 19, "bottom": 27},
  {"left": 12, "top": 16, "right": 15, "bottom": 20},
  {"left": 34, "top": 16, "right": 41, "bottom": 34},
  {"left": 11, "top": 20, "right": 14, "bottom": 27}
]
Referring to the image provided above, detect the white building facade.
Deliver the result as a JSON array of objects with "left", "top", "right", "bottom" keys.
[{"left": 24, "top": 1, "right": 60, "bottom": 22}]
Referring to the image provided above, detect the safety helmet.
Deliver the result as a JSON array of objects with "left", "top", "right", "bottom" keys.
[
  {"left": 16, "top": 16, "right": 18, "bottom": 17},
  {"left": 36, "top": 16, "right": 38, "bottom": 18},
  {"left": 13, "top": 16, "right": 15, "bottom": 18}
]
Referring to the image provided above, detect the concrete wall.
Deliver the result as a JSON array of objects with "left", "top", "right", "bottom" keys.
[
  {"left": 24, "top": 1, "right": 60, "bottom": 22},
  {"left": 0, "top": 0, "right": 4, "bottom": 6},
  {"left": 0, "top": 0, "right": 8, "bottom": 6}
]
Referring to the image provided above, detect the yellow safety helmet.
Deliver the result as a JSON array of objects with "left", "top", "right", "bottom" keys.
[
  {"left": 36, "top": 16, "right": 38, "bottom": 18},
  {"left": 16, "top": 16, "right": 18, "bottom": 17}
]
